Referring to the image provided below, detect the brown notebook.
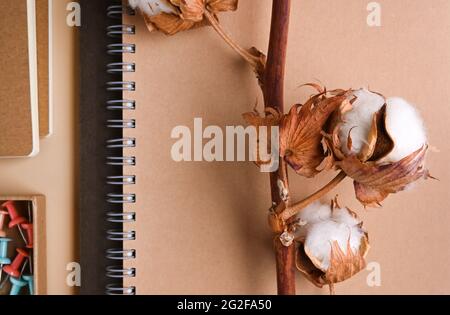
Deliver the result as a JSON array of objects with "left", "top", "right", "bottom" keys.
[
  {"left": 0, "top": 0, "right": 39, "bottom": 157},
  {"left": 118, "top": 0, "right": 450, "bottom": 294},
  {"left": 36, "top": 0, "right": 52, "bottom": 138},
  {"left": 122, "top": 0, "right": 278, "bottom": 295}
]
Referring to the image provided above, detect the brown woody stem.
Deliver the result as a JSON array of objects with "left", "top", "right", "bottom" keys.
[
  {"left": 204, "top": 11, "right": 259, "bottom": 68},
  {"left": 329, "top": 284, "right": 336, "bottom": 295},
  {"left": 279, "top": 171, "right": 347, "bottom": 222},
  {"left": 263, "top": 0, "right": 293, "bottom": 295}
]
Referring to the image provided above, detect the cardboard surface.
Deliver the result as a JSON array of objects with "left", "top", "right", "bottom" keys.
[
  {"left": 0, "top": 0, "right": 39, "bottom": 157},
  {"left": 0, "top": 0, "right": 78, "bottom": 294},
  {"left": 123, "top": 0, "right": 450, "bottom": 294},
  {"left": 36, "top": 0, "right": 52, "bottom": 138}
]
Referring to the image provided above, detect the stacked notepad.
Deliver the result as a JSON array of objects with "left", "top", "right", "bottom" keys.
[{"left": 0, "top": 0, "right": 52, "bottom": 158}]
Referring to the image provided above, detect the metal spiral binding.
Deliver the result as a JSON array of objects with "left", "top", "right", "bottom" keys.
[{"left": 106, "top": 3, "right": 136, "bottom": 295}]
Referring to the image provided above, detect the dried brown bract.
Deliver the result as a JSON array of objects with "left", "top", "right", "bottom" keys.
[
  {"left": 280, "top": 88, "right": 351, "bottom": 178},
  {"left": 129, "top": 0, "right": 238, "bottom": 35},
  {"left": 337, "top": 146, "right": 429, "bottom": 207},
  {"left": 243, "top": 107, "right": 281, "bottom": 167}
]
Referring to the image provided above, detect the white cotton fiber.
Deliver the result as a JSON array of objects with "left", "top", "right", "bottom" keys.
[
  {"left": 339, "top": 90, "right": 427, "bottom": 164},
  {"left": 305, "top": 218, "right": 364, "bottom": 271},
  {"left": 128, "top": 0, "right": 177, "bottom": 16},
  {"left": 331, "top": 207, "right": 360, "bottom": 227},
  {"left": 340, "top": 89, "right": 386, "bottom": 155},
  {"left": 380, "top": 97, "right": 427, "bottom": 163},
  {"left": 297, "top": 203, "right": 365, "bottom": 271},
  {"left": 298, "top": 201, "right": 332, "bottom": 225}
]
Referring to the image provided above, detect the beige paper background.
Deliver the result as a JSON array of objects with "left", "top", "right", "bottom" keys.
[
  {"left": 1, "top": 0, "right": 448, "bottom": 295},
  {"left": 0, "top": 0, "right": 78, "bottom": 295},
  {"left": 124, "top": 0, "right": 450, "bottom": 295}
]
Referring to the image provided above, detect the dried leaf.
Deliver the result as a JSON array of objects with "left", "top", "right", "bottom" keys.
[
  {"left": 206, "top": 0, "right": 238, "bottom": 12},
  {"left": 280, "top": 90, "right": 349, "bottom": 178},
  {"left": 173, "top": 0, "right": 205, "bottom": 22},
  {"left": 147, "top": 12, "right": 196, "bottom": 35},
  {"left": 242, "top": 107, "right": 281, "bottom": 167},
  {"left": 134, "top": 0, "right": 238, "bottom": 35},
  {"left": 338, "top": 146, "right": 429, "bottom": 207}
]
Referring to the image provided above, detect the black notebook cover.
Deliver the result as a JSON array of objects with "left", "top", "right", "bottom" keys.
[{"left": 79, "top": 0, "right": 123, "bottom": 294}]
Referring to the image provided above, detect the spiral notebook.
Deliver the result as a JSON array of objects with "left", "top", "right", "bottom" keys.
[
  {"left": 90, "top": 0, "right": 450, "bottom": 295},
  {"left": 102, "top": 0, "right": 274, "bottom": 295}
]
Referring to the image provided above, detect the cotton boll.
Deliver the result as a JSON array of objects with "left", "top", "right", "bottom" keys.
[
  {"left": 340, "top": 89, "right": 386, "bottom": 155},
  {"left": 128, "top": 0, "right": 178, "bottom": 16},
  {"left": 379, "top": 97, "right": 427, "bottom": 164},
  {"left": 304, "top": 206, "right": 365, "bottom": 271},
  {"left": 338, "top": 91, "right": 427, "bottom": 163},
  {"left": 304, "top": 222, "right": 345, "bottom": 270},
  {"left": 297, "top": 203, "right": 370, "bottom": 286},
  {"left": 298, "top": 201, "right": 332, "bottom": 225},
  {"left": 306, "top": 221, "right": 364, "bottom": 271}
]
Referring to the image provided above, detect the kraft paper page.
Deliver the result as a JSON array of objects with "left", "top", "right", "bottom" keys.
[{"left": 123, "top": 0, "right": 450, "bottom": 294}]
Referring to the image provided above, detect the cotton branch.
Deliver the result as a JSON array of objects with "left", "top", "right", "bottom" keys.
[{"left": 262, "top": 0, "right": 294, "bottom": 296}]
